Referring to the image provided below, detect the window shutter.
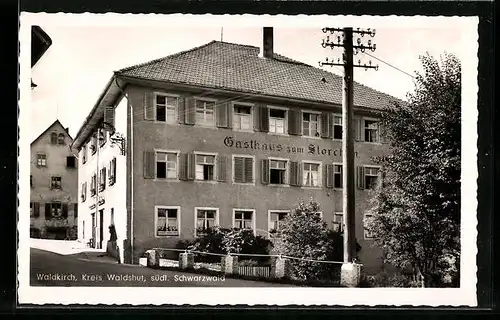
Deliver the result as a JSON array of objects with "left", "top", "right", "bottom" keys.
[
  {"left": 261, "top": 159, "right": 270, "bottom": 184},
  {"left": 104, "top": 106, "right": 115, "bottom": 127},
  {"left": 185, "top": 97, "right": 196, "bottom": 125},
  {"left": 143, "top": 151, "right": 155, "bottom": 179},
  {"left": 354, "top": 118, "right": 364, "bottom": 142},
  {"left": 187, "top": 153, "right": 196, "bottom": 180},
  {"left": 216, "top": 102, "right": 229, "bottom": 128},
  {"left": 45, "top": 203, "right": 51, "bottom": 219},
  {"left": 74, "top": 203, "right": 78, "bottom": 218},
  {"left": 288, "top": 109, "right": 300, "bottom": 135},
  {"left": 34, "top": 202, "right": 40, "bottom": 217},
  {"left": 144, "top": 92, "right": 155, "bottom": 120},
  {"left": 62, "top": 203, "right": 68, "bottom": 218},
  {"left": 227, "top": 103, "right": 233, "bottom": 129},
  {"left": 217, "top": 155, "right": 227, "bottom": 182},
  {"left": 321, "top": 112, "right": 332, "bottom": 138},
  {"left": 177, "top": 96, "right": 186, "bottom": 124},
  {"left": 179, "top": 153, "right": 188, "bottom": 180},
  {"left": 244, "top": 157, "right": 253, "bottom": 183},
  {"left": 102, "top": 167, "right": 107, "bottom": 190},
  {"left": 253, "top": 105, "right": 260, "bottom": 131},
  {"left": 83, "top": 182, "right": 87, "bottom": 200},
  {"left": 379, "top": 122, "right": 387, "bottom": 143},
  {"left": 289, "top": 161, "right": 299, "bottom": 186},
  {"left": 325, "top": 164, "right": 334, "bottom": 188},
  {"left": 112, "top": 158, "right": 117, "bottom": 184},
  {"left": 357, "top": 166, "right": 365, "bottom": 189},
  {"left": 259, "top": 105, "right": 269, "bottom": 132},
  {"left": 234, "top": 157, "right": 244, "bottom": 183}
]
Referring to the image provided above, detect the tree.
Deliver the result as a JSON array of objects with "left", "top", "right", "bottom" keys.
[
  {"left": 365, "top": 53, "right": 461, "bottom": 287},
  {"left": 274, "top": 199, "right": 343, "bottom": 281}
]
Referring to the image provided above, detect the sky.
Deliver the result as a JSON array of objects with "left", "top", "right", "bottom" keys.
[{"left": 29, "top": 18, "right": 469, "bottom": 142}]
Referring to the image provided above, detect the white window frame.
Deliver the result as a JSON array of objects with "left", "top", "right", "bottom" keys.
[
  {"left": 301, "top": 160, "right": 322, "bottom": 188},
  {"left": 268, "top": 157, "right": 289, "bottom": 186},
  {"left": 154, "top": 149, "right": 180, "bottom": 181},
  {"left": 154, "top": 92, "right": 179, "bottom": 124},
  {"left": 267, "top": 209, "right": 290, "bottom": 239},
  {"left": 231, "top": 154, "right": 255, "bottom": 185},
  {"left": 232, "top": 102, "right": 254, "bottom": 132},
  {"left": 194, "top": 207, "right": 220, "bottom": 237},
  {"left": 333, "top": 212, "right": 344, "bottom": 233},
  {"left": 194, "top": 97, "right": 217, "bottom": 127},
  {"left": 232, "top": 208, "right": 256, "bottom": 234},
  {"left": 268, "top": 106, "right": 288, "bottom": 135},
  {"left": 333, "top": 114, "right": 343, "bottom": 140},
  {"left": 36, "top": 153, "right": 47, "bottom": 167},
  {"left": 364, "top": 212, "right": 375, "bottom": 240},
  {"left": 154, "top": 205, "right": 181, "bottom": 238},
  {"left": 363, "top": 117, "right": 381, "bottom": 144},
  {"left": 301, "top": 110, "right": 322, "bottom": 138},
  {"left": 193, "top": 151, "right": 218, "bottom": 182},
  {"left": 333, "top": 162, "right": 343, "bottom": 189},
  {"left": 364, "top": 165, "right": 381, "bottom": 190}
]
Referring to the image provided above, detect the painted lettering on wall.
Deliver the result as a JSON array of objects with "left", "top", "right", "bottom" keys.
[{"left": 223, "top": 136, "right": 359, "bottom": 158}]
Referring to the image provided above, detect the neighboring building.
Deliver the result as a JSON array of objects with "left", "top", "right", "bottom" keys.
[
  {"left": 30, "top": 120, "right": 78, "bottom": 239},
  {"left": 71, "top": 29, "right": 400, "bottom": 273},
  {"left": 31, "top": 26, "right": 52, "bottom": 89}
]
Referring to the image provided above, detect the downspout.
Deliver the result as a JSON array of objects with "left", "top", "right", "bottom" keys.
[{"left": 114, "top": 77, "right": 134, "bottom": 263}]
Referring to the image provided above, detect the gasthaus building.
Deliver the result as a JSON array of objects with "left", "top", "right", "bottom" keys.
[{"left": 71, "top": 31, "right": 400, "bottom": 273}]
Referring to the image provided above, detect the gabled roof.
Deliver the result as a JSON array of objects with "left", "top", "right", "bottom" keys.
[
  {"left": 31, "top": 119, "right": 73, "bottom": 146},
  {"left": 116, "top": 40, "right": 401, "bottom": 110}
]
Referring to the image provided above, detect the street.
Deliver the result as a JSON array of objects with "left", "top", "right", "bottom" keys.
[{"left": 30, "top": 248, "right": 294, "bottom": 287}]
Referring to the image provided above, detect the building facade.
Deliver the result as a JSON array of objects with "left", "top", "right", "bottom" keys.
[
  {"left": 30, "top": 120, "right": 78, "bottom": 239},
  {"left": 72, "top": 32, "right": 400, "bottom": 273}
]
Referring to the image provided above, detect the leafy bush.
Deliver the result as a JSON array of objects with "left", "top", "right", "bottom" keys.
[
  {"left": 365, "top": 272, "right": 421, "bottom": 288},
  {"left": 274, "top": 199, "right": 343, "bottom": 281},
  {"left": 221, "top": 229, "right": 273, "bottom": 262},
  {"left": 189, "top": 226, "right": 231, "bottom": 262}
]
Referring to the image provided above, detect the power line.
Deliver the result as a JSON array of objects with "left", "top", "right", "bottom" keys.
[{"left": 363, "top": 52, "right": 415, "bottom": 79}]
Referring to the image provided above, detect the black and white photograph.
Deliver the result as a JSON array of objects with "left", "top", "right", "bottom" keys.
[{"left": 18, "top": 13, "right": 478, "bottom": 306}]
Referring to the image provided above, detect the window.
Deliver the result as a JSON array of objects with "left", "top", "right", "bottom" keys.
[
  {"left": 269, "top": 211, "right": 289, "bottom": 238},
  {"left": 58, "top": 133, "right": 65, "bottom": 145},
  {"left": 45, "top": 202, "right": 64, "bottom": 219},
  {"left": 155, "top": 94, "right": 177, "bottom": 123},
  {"left": 303, "top": 162, "right": 320, "bottom": 187},
  {"left": 233, "top": 210, "right": 254, "bottom": 230},
  {"left": 195, "top": 100, "right": 215, "bottom": 126},
  {"left": 67, "top": 156, "right": 76, "bottom": 168},
  {"left": 156, "top": 151, "right": 178, "bottom": 179},
  {"left": 90, "top": 174, "right": 97, "bottom": 196},
  {"left": 74, "top": 203, "right": 78, "bottom": 219},
  {"left": 108, "top": 158, "right": 117, "bottom": 185},
  {"left": 99, "top": 167, "right": 107, "bottom": 191},
  {"left": 31, "top": 202, "right": 40, "bottom": 218},
  {"left": 51, "top": 176, "right": 62, "bottom": 189},
  {"left": 269, "top": 159, "right": 287, "bottom": 184},
  {"left": 333, "top": 212, "right": 344, "bottom": 233},
  {"left": 233, "top": 156, "right": 254, "bottom": 184},
  {"left": 196, "top": 208, "right": 218, "bottom": 235},
  {"left": 195, "top": 154, "right": 215, "bottom": 181},
  {"left": 82, "top": 145, "right": 87, "bottom": 164},
  {"left": 365, "top": 166, "right": 380, "bottom": 189},
  {"left": 302, "top": 112, "right": 320, "bottom": 137},
  {"left": 90, "top": 134, "right": 97, "bottom": 155},
  {"left": 30, "top": 202, "right": 34, "bottom": 217},
  {"left": 155, "top": 207, "right": 180, "bottom": 237},
  {"left": 269, "top": 108, "right": 286, "bottom": 134},
  {"left": 364, "top": 119, "right": 379, "bottom": 143},
  {"left": 333, "top": 115, "right": 342, "bottom": 139},
  {"left": 37, "top": 154, "right": 47, "bottom": 167},
  {"left": 98, "top": 130, "right": 107, "bottom": 147},
  {"left": 334, "top": 164, "right": 342, "bottom": 188},
  {"left": 233, "top": 104, "right": 252, "bottom": 130},
  {"left": 50, "top": 132, "right": 57, "bottom": 144},
  {"left": 81, "top": 182, "right": 87, "bottom": 202},
  {"left": 30, "top": 175, "right": 33, "bottom": 188},
  {"left": 364, "top": 213, "right": 375, "bottom": 239}
]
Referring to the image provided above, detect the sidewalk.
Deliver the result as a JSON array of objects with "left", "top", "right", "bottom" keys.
[{"left": 30, "top": 238, "right": 106, "bottom": 256}]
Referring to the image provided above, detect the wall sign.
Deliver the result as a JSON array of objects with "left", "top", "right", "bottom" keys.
[{"left": 223, "top": 136, "right": 359, "bottom": 158}]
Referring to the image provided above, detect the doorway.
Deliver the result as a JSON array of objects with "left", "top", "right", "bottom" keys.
[
  {"left": 91, "top": 213, "right": 96, "bottom": 248},
  {"left": 99, "top": 209, "right": 104, "bottom": 249}
]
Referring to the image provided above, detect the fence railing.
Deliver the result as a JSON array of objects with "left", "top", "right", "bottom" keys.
[{"left": 237, "top": 265, "right": 271, "bottom": 278}]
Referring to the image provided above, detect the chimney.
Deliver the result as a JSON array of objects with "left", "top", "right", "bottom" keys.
[
  {"left": 262, "top": 27, "right": 274, "bottom": 59},
  {"left": 65, "top": 127, "right": 69, "bottom": 133}
]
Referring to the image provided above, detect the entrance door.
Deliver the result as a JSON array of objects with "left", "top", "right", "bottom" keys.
[
  {"left": 91, "top": 213, "right": 96, "bottom": 248},
  {"left": 99, "top": 209, "right": 104, "bottom": 249}
]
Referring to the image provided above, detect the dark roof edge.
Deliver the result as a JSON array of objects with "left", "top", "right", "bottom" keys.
[{"left": 71, "top": 75, "right": 117, "bottom": 150}]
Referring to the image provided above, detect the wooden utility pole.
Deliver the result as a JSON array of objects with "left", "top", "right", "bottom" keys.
[{"left": 320, "top": 27, "right": 378, "bottom": 263}]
